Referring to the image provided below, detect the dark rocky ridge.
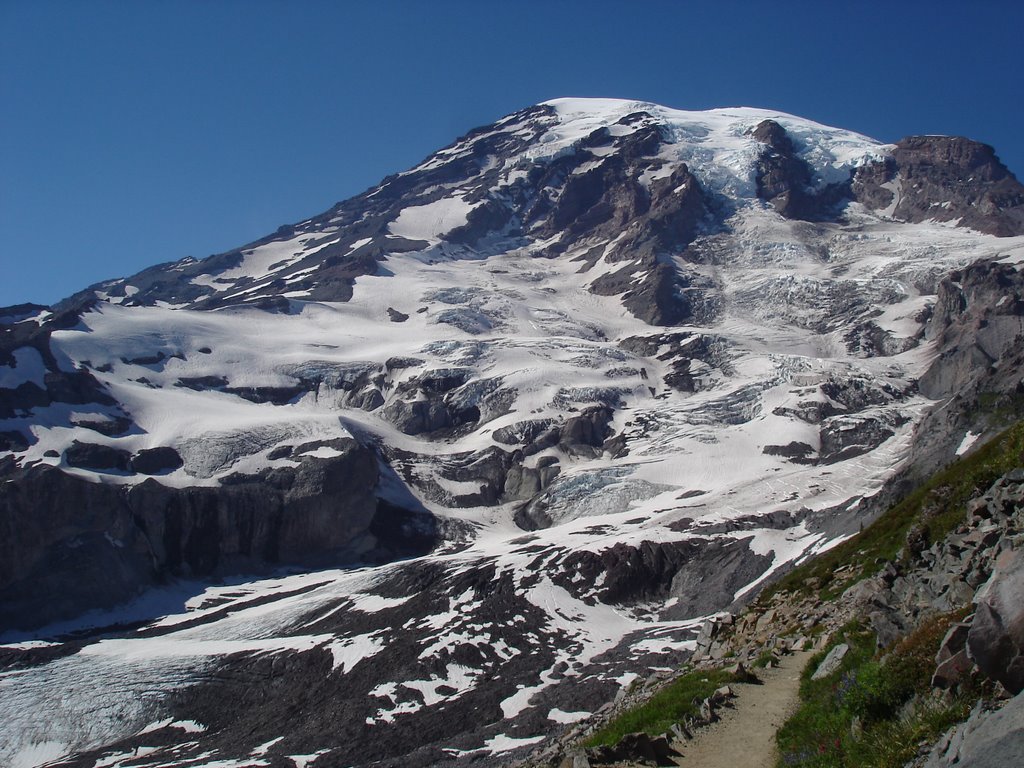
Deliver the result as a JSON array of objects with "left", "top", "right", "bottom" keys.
[
  {"left": 744, "top": 119, "right": 1024, "bottom": 239},
  {"left": 749, "top": 119, "right": 850, "bottom": 221},
  {"left": 0, "top": 301, "right": 129, "bottom": 439},
  {"left": 853, "top": 135, "right": 1024, "bottom": 236}
]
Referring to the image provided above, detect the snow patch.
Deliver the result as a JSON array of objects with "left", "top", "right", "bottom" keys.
[
  {"left": 547, "top": 707, "right": 590, "bottom": 724},
  {"left": 956, "top": 430, "right": 982, "bottom": 456},
  {"left": 389, "top": 197, "right": 477, "bottom": 242},
  {"left": 299, "top": 445, "right": 344, "bottom": 459},
  {"left": 10, "top": 741, "right": 69, "bottom": 768},
  {"left": 327, "top": 632, "right": 385, "bottom": 673},
  {"left": 0, "top": 347, "right": 47, "bottom": 389},
  {"left": 288, "top": 750, "right": 330, "bottom": 768},
  {"left": 481, "top": 733, "right": 545, "bottom": 754}
]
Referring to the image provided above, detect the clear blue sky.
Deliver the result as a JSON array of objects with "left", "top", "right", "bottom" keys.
[{"left": 3, "top": 0, "right": 1022, "bottom": 307}]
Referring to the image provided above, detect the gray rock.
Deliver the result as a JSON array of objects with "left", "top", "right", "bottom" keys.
[
  {"left": 669, "top": 722, "right": 691, "bottom": 741},
  {"left": 130, "top": 446, "right": 184, "bottom": 475},
  {"left": 587, "top": 731, "right": 678, "bottom": 766},
  {"left": 922, "top": 693, "right": 1024, "bottom": 768},
  {"left": 968, "top": 547, "right": 1024, "bottom": 694},
  {"left": 853, "top": 135, "right": 1024, "bottom": 237},
  {"left": 749, "top": 119, "right": 847, "bottom": 221},
  {"left": 933, "top": 622, "right": 973, "bottom": 689},
  {"left": 0, "top": 439, "right": 435, "bottom": 631},
  {"left": 64, "top": 440, "right": 132, "bottom": 472},
  {"left": 811, "top": 643, "right": 850, "bottom": 680}
]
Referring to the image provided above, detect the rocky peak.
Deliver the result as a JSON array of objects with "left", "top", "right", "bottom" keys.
[
  {"left": 853, "top": 135, "right": 1024, "bottom": 236},
  {"left": 748, "top": 118, "right": 823, "bottom": 220}
]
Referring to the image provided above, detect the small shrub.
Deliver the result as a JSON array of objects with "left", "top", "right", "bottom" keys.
[{"left": 776, "top": 612, "right": 977, "bottom": 768}]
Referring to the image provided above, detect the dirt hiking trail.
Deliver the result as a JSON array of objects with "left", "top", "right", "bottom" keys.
[{"left": 670, "top": 649, "right": 814, "bottom": 767}]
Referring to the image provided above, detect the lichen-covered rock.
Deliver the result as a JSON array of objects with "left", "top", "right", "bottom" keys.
[{"left": 811, "top": 643, "right": 850, "bottom": 680}]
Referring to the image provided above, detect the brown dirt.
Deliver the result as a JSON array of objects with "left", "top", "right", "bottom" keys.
[{"left": 668, "top": 649, "right": 813, "bottom": 767}]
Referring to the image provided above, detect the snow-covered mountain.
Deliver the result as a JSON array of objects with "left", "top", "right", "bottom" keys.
[{"left": 2, "top": 98, "right": 1024, "bottom": 768}]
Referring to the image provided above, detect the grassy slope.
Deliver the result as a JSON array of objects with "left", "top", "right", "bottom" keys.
[
  {"left": 770, "top": 420, "right": 1023, "bottom": 767},
  {"left": 776, "top": 611, "right": 982, "bottom": 768},
  {"left": 584, "top": 667, "right": 741, "bottom": 747}
]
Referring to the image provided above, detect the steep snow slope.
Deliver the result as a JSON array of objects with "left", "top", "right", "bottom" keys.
[{"left": 2, "top": 98, "right": 1024, "bottom": 768}]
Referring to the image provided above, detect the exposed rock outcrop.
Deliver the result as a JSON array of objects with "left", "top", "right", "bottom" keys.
[
  {"left": 968, "top": 545, "right": 1024, "bottom": 694},
  {"left": 852, "top": 136, "right": 1024, "bottom": 236},
  {"left": 749, "top": 119, "right": 847, "bottom": 221},
  {"left": 910, "top": 259, "right": 1024, "bottom": 476},
  {"left": 921, "top": 694, "right": 1024, "bottom": 768},
  {"left": 0, "top": 439, "right": 434, "bottom": 631}
]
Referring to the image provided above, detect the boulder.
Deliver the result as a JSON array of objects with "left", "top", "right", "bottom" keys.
[
  {"left": 923, "top": 694, "right": 1024, "bottom": 768},
  {"left": 587, "top": 732, "right": 678, "bottom": 766},
  {"left": 932, "top": 622, "right": 973, "bottom": 689},
  {"left": 968, "top": 547, "right": 1024, "bottom": 694},
  {"left": 811, "top": 643, "right": 849, "bottom": 680}
]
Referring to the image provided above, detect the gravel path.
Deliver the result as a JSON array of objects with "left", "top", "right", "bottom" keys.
[{"left": 670, "top": 649, "right": 814, "bottom": 767}]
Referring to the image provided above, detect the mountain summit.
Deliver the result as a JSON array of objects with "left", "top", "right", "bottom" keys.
[{"left": 2, "top": 99, "right": 1023, "bottom": 768}]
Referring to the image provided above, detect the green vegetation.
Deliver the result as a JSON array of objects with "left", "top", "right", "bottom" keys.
[
  {"left": 775, "top": 612, "right": 982, "bottom": 768},
  {"left": 584, "top": 666, "right": 743, "bottom": 747},
  {"left": 763, "top": 420, "right": 1024, "bottom": 601},
  {"left": 753, "top": 648, "right": 777, "bottom": 668}
]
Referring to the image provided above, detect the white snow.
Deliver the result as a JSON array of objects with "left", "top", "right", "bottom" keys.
[
  {"left": 170, "top": 719, "right": 206, "bottom": 733},
  {"left": 299, "top": 445, "right": 344, "bottom": 459},
  {"left": 0, "top": 347, "right": 47, "bottom": 389},
  {"left": 252, "top": 737, "right": 284, "bottom": 756},
  {"left": 10, "top": 741, "right": 68, "bottom": 768},
  {"left": 541, "top": 98, "right": 888, "bottom": 197},
  {"left": 327, "top": 632, "right": 385, "bottom": 673},
  {"left": 956, "top": 430, "right": 982, "bottom": 456},
  {"left": 481, "top": 733, "right": 545, "bottom": 754},
  {"left": 389, "top": 196, "right": 477, "bottom": 242},
  {"left": 79, "top": 633, "right": 334, "bottom": 660},
  {"left": 547, "top": 707, "right": 590, "bottom": 724},
  {"left": 3, "top": 98, "right": 1020, "bottom": 766},
  {"left": 288, "top": 750, "right": 330, "bottom": 768},
  {"left": 400, "top": 663, "right": 478, "bottom": 705}
]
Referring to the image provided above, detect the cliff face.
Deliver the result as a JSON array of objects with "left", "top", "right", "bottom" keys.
[
  {"left": 0, "top": 438, "right": 433, "bottom": 630},
  {"left": 853, "top": 135, "right": 1024, "bottom": 237},
  {"left": 906, "top": 259, "right": 1024, "bottom": 477}
]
